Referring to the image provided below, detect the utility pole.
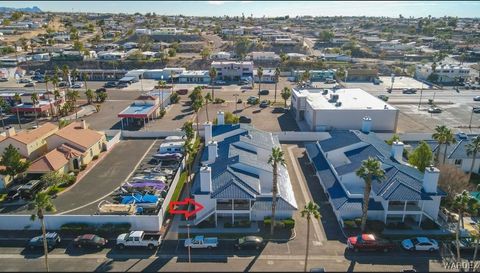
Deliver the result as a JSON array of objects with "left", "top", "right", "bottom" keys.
[
  {"left": 469, "top": 107, "right": 474, "bottom": 130},
  {"left": 233, "top": 94, "right": 239, "bottom": 115}
]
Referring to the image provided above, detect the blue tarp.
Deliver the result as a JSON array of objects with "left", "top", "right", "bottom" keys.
[{"left": 121, "top": 193, "right": 159, "bottom": 204}]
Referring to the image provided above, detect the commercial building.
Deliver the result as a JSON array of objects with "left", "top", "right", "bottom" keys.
[
  {"left": 305, "top": 129, "right": 446, "bottom": 227},
  {"left": 211, "top": 61, "right": 254, "bottom": 82},
  {"left": 346, "top": 69, "right": 378, "bottom": 82},
  {"left": 253, "top": 68, "right": 277, "bottom": 83},
  {"left": 291, "top": 88, "right": 399, "bottom": 132},
  {"left": 178, "top": 70, "right": 211, "bottom": 83},
  {"left": 192, "top": 117, "right": 297, "bottom": 226},
  {"left": 415, "top": 63, "right": 470, "bottom": 84},
  {"left": 292, "top": 69, "right": 336, "bottom": 82},
  {"left": 249, "top": 51, "right": 280, "bottom": 61}
]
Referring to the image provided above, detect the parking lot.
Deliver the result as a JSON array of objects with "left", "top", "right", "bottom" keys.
[{"left": 0, "top": 139, "right": 157, "bottom": 215}]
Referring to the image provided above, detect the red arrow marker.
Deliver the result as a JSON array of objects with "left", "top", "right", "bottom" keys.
[{"left": 169, "top": 198, "right": 204, "bottom": 219}]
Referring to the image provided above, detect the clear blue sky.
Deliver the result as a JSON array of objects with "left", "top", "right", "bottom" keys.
[{"left": 1, "top": 1, "right": 480, "bottom": 18}]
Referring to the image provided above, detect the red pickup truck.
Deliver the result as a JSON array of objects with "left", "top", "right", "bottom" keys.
[{"left": 347, "top": 234, "right": 396, "bottom": 253}]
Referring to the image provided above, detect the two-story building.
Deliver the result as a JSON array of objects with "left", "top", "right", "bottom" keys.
[
  {"left": 305, "top": 123, "right": 446, "bottom": 227},
  {"left": 192, "top": 116, "right": 297, "bottom": 226},
  {"left": 415, "top": 63, "right": 470, "bottom": 84},
  {"left": 211, "top": 61, "right": 254, "bottom": 82}
]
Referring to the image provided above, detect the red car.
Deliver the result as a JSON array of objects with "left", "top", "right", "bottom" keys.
[
  {"left": 347, "top": 234, "right": 395, "bottom": 252},
  {"left": 176, "top": 89, "right": 188, "bottom": 95}
]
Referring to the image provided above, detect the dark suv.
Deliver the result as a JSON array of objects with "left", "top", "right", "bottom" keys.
[
  {"left": 234, "top": 236, "right": 265, "bottom": 250},
  {"left": 28, "top": 233, "right": 61, "bottom": 250}
]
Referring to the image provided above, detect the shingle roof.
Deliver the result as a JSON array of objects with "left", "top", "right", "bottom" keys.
[{"left": 318, "top": 131, "right": 361, "bottom": 153}]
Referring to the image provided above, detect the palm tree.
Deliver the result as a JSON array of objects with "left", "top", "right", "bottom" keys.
[
  {"left": 301, "top": 201, "right": 320, "bottom": 272},
  {"left": 85, "top": 89, "right": 94, "bottom": 104},
  {"left": 183, "top": 140, "right": 195, "bottom": 197},
  {"left": 356, "top": 157, "right": 386, "bottom": 232},
  {"left": 274, "top": 68, "right": 280, "bottom": 103},
  {"left": 31, "top": 93, "right": 39, "bottom": 127},
  {"left": 209, "top": 67, "right": 217, "bottom": 100},
  {"left": 432, "top": 125, "right": 448, "bottom": 164},
  {"left": 268, "top": 147, "right": 286, "bottom": 236},
  {"left": 451, "top": 190, "right": 479, "bottom": 262},
  {"left": 472, "top": 224, "right": 480, "bottom": 270},
  {"left": 466, "top": 136, "right": 480, "bottom": 180},
  {"left": 157, "top": 80, "right": 167, "bottom": 110},
  {"left": 53, "top": 90, "right": 61, "bottom": 120},
  {"left": 44, "top": 75, "right": 50, "bottom": 94},
  {"left": 66, "top": 90, "right": 80, "bottom": 119},
  {"left": 204, "top": 92, "right": 212, "bottom": 122},
  {"left": 192, "top": 98, "right": 203, "bottom": 134},
  {"left": 181, "top": 121, "right": 195, "bottom": 142},
  {"left": 14, "top": 93, "right": 22, "bottom": 129},
  {"left": 257, "top": 67, "right": 263, "bottom": 100},
  {"left": 30, "top": 192, "right": 56, "bottom": 272},
  {"left": 82, "top": 72, "right": 88, "bottom": 93},
  {"left": 442, "top": 128, "right": 456, "bottom": 164}
]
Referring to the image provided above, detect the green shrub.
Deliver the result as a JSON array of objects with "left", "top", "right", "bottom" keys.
[
  {"left": 60, "top": 223, "right": 95, "bottom": 234},
  {"left": 92, "top": 155, "right": 99, "bottom": 160},
  {"left": 170, "top": 93, "right": 180, "bottom": 104},
  {"left": 263, "top": 217, "right": 271, "bottom": 226},
  {"left": 354, "top": 218, "right": 362, "bottom": 226},
  {"left": 282, "top": 218, "right": 295, "bottom": 229},
  {"left": 213, "top": 98, "right": 225, "bottom": 104},
  {"left": 343, "top": 220, "right": 357, "bottom": 229},
  {"left": 159, "top": 108, "right": 166, "bottom": 118},
  {"left": 46, "top": 186, "right": 60, "bottom": 196},
  {"left": 366, "top": 220, "right": 385, "bottom": 233},
  {"left": 80, "top": 164, "right": 87, "bottom": 171}
]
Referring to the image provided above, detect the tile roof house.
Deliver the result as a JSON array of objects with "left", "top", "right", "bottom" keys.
[
  {"left": 45, "top": 120, "right": 106, "bottom": 169},
  {"left": 0, "top": 123, "right": 59, "bottom": 159},
  {"left": 305, "top": 122, "right": 446, "bottom": 227},
  {"left": 28, "top": 144, "right": 84, "bottom": 175},
  {"left": 192, "top": 114, "right": 297, "bottom": 226}
]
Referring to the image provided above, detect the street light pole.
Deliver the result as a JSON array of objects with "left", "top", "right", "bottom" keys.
[
  {"left": 233, "top": 94, "right": 239, "bottom": 115},
  {"left": 418, "top": 88, "right": 423, "bottom": 109},
  {"left": 469, "top": 107, "right": 474, "bottom": 130}
]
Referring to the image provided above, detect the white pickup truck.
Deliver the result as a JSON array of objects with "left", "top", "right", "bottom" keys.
[
  {"left": 184, "top": 235, "right": 218, "bottom": 249},
  {"left": 116, "top": 231, "right": 162, "bottom": 250}
]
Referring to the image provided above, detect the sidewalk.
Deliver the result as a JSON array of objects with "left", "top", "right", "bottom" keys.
[{"left": 62, "top": 105, "right": 97, "bottom": 121}]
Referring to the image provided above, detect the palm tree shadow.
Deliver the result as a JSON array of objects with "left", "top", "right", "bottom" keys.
[
  {"left": 243, "top": 252, "right": 261, "bottom": 272},
  {"left": 347, "top": 260, "right": 356, "bottom": 272}
]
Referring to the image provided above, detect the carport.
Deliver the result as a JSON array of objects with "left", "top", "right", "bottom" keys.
[{"left": 118, "top": 104, "right": 160, "bottom": 130}]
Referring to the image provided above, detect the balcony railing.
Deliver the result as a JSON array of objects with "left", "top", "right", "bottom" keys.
[
  {"left": 233, "top": 203, "right": 250, "bottom": 210},
  {"left": 217, "top": 203, "right": 233, "bottom": 210}
]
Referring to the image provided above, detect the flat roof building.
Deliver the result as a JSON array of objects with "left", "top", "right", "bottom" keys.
[{"left": 291, "top": 88, "right": 399, "bottom": 132}]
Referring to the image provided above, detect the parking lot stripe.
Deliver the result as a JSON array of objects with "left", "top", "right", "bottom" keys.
[{"left": 57, "top": 139, "right": 159, "bottom": 215}]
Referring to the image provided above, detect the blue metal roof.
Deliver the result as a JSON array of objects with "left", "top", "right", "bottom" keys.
[
  {"left": 336, "top": 145, "right": 382, "bottom": 176},
  {"left": 318, "top": 131, "right": 361, "bottom": 152},
  {"left": 449, "top": 137, "right": 480, "bottom": 160},
  {"left": 194, "top": 125, "right": 296, "bottom": 209},
  {"left": 212, "top": 124, "right": 240, "bottom": 137}
]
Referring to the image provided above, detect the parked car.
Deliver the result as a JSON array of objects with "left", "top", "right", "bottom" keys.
[
  {"left": 117, "top": 82, "right": 129, "bottom": 88},
  {"left": 377, "top": 95, "right": 389, "bottom": 101},
  {"left": 58, "top": 81, "right": 68, "bottom": 87},
  {"left": 95, "top": 88, "right": 106, "bottom": 93},
  {"left": 347, "top": 234, "right": 395, "bottom": 253},
  {"left": 176, "top": 89, "right": 188, "bottom": 95},
  {"left": 234, "top": 236, "right": 265, "bottom": 250},
  {"left": 402, "top": 88, "right": 417, "bottom": 94},
  {"left": 73, "top": 234, "right": 108, "bottom": 249},
  {"left": 215, "top": 80, "right": 226, "bottom": 85},
  {"left": 36, "top": 78, "right": 46, "bottom": 83},
  {"left": 237, "top": 98, "right": 242, "bottom": 104},
  {"left": 449, "top": 237, "right": 476, "bottom": 253},
  {"left": 458, "top": 132, "right": 468, "bottom": 139},
  {"left": 258, "top": 89, "right": 269, "bottom": 96},
  {"left": 28, "top": 232, "right": 61, "bottom": 250},
  {"left": 238, "top": 80, "right": 250, "bottom": 86},
  {"left": 184, "top": 235, "right": 218, "bottom": 249},
  {"left": 473, "top": 96, "right": 480, "bottom": 102},
  {"left": 71, "top": 82, "right": 84, "bottom": 88},
  {"left": 0, "top": 78, "right": 7, "bottom": 82},
  {"left": 5, "top": 185, "right": 22, "bottom": 201},
  {"left": 247, "top": 96, "right": 259, "bottom": 105},
  {"left": 19, "top": 78, "right": 31, "bottom": 84},
  {"left": 272, "top": 107, "right": 286, "bottom": 113},
  {"left": 239, "top": 115, "right": 252, "bottom": 123},
  {"left": 401, "top": 237, "right": 439, "bottom": 252},
  {"left": 116, "top": 231, "right": 162, "bottom": 250},
  {"left": 18, "top": 180, "right": 45, "bottom": 200},
  {"left": 428, "top": 107, "right": 442, "bottom": 113},
  {"left": 24, "top": 82, "right": 35, "bottom": 87},
  {"left": 473, "top": 107, "right": 480, "bottom": 113},
  {"left": 259, "top": 100, "right": 269, "bottom": 108},
  {"left": 104, "top": 81, "right": 117, "bottom": 88}
]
